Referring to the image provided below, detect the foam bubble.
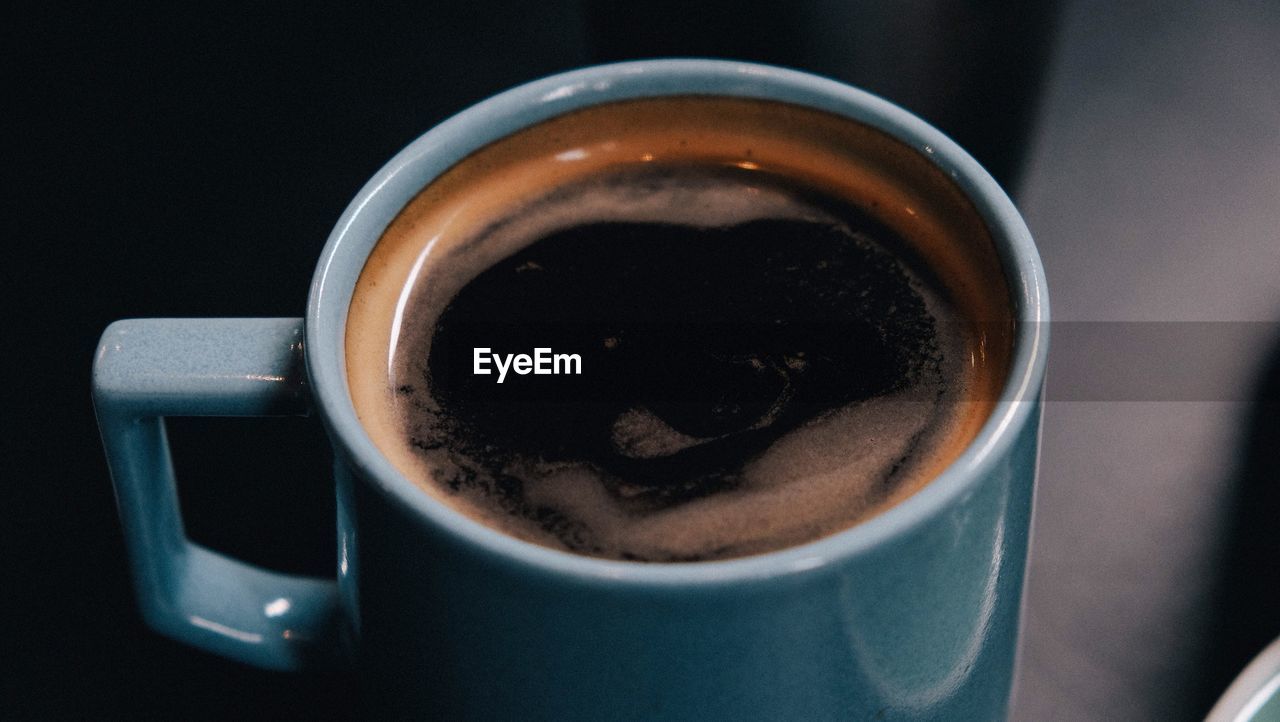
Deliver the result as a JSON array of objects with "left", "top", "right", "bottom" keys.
[{"left": 383, "top": 163, "right": 979, "bottom": 561}]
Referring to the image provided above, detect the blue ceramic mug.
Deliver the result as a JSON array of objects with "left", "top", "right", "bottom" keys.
[
  {"left": 93, "top": 59, "right": 1049, "bottom": 720},
  {"left": 1208, "top": 636, "right": 1280, "bottom": 722}
]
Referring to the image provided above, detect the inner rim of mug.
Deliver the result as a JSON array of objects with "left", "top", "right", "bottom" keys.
[{"left": 306, "top": 59, "right": 1049, "bottom": 587}]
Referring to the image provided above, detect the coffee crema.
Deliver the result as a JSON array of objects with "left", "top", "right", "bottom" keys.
[{"left": 346, "top": 97, "right": 1012, "bottom": 562}]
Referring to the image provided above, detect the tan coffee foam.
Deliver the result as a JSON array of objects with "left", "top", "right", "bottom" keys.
[{"left": 346, "top": 96, "right": 1012, "bottom": 560}]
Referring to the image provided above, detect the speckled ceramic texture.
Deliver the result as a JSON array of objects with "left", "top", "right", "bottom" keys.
[{"left": 94, "top": 59, "right": 1049, "bottom": 720}]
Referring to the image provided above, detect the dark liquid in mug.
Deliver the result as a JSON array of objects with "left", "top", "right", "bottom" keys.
[{"left": 346, "top": 97, "right": 1011, "bottom": 561}]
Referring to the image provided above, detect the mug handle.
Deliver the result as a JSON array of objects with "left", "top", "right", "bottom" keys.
[{"left": 93, "top": 317, "right": 344, "bottom": 671}]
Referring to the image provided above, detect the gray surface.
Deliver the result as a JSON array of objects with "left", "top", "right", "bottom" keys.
[{"left": 1011, "top": 1, "right": 1280, "bottom": 719}]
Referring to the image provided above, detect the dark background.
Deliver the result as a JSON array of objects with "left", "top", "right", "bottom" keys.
[{"left": 6, "top": 1, "right": 1278, "bottom": 719}]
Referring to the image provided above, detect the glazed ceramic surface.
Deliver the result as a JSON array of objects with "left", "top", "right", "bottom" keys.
[{"left": 94, "top": 60, "right": 1049, "bottom": 720}]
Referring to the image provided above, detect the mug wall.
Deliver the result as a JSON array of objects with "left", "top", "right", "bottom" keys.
[{"left": 344, "top": 400, "right": 1040, "bottom": 720}]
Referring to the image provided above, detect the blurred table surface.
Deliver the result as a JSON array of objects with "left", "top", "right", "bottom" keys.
[
  {"left": 9, "top": 1, "right": 1280, "bottom": 719},
  {"left": 1012, "top": 0, "right": 1280, "bottom": 719}
]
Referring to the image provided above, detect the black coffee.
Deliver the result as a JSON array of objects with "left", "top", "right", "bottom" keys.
[{"left": 345, "top": 97, "right": 1010, "bottom": 562}]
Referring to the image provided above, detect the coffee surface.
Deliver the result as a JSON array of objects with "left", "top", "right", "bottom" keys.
[{"left": 346, "top": 97, "right": 1011, "bottom": 561}]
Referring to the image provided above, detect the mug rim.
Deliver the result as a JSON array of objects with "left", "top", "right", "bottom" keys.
[
  {"left": 1207, "top": 635, "right": 1280, "bottom": 722},
  {"left": 305, "top": 58, "right": 1050, "bottom": 588}
]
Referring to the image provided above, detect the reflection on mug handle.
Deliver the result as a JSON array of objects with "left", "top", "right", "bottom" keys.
[{"left": 92, "top": 317, "right": 343, "bottom": 671}]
